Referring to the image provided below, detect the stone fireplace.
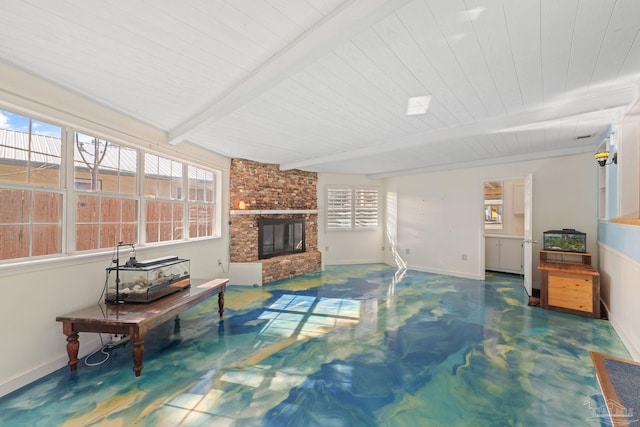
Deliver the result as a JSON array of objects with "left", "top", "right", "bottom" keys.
[{"left": 229, "top": 158, "right": 321, "bottom": 284}]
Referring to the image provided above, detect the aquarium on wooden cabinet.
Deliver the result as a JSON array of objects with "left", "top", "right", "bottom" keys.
[{"left": 542, "top": 229, "right": 586, "bottom": 253}]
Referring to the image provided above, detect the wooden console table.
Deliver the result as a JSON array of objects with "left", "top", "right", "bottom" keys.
[
  {"left": 538, "top": 251, "right": 600, "bottom": 318},
  {"left": 56, "top": 278, "right": 228, "bottom": 377}
]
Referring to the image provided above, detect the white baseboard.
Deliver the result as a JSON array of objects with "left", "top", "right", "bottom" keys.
[
  {"left": 605, "top": 299, "right": 640, "bottom": 361},
  {"left": 0, "top": 356, "right": 69, "bottom": 398},
  {"left": 323, "top": 258, "right": 385, "bottom": 266},
  {"left": 408, "top": 264, "right": 484, "bottom": 280},
  {"left": 0, "top": 335, "right": 102, "bottom": 398},
  {"left": 598, "top": 242, "right": 640, "bottom": 361}
]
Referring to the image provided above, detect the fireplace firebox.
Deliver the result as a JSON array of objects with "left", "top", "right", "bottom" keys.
[{"left": 258, "top": 217, "right": 305, "bottom": 259}]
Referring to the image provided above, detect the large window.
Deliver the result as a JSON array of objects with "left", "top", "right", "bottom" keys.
[
  {"left": 143, "top": 155, "right": 217, "bottom": 244},
  {"left": 75, "top": 132, "right": 138, "bottom": 250},
  {"left": 145, "top": 154, "right": 183, "bottom": 243},
  {"left": 0, "top": 110, "right": 63, "bottom": 259},
  {"left": 188, "top": 165, "right": 215, "bottom": 238},
  {"left": 0, "top": 107, "right": 220, "bottom": 263},
  {"left": 326, "top": 186, "right": 379, "bottom": 230}
]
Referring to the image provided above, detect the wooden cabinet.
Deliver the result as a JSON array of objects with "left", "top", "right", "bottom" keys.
[
  {"left": 538, "top": 251, "right": 600, "bottom": 318},
  {"left": 485, "top": 236, "right": 523, "bottom": 274}
]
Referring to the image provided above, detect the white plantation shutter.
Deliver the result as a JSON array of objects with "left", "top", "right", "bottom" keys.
[
  {"left": 326, "top": 186, "right": 379, "bottom": 230},
  {"left": 355, "top": 187, "right": 378, "bottom": 229},
  {"left": 327, "top": 186, "right": 353, "bottom": 229}
]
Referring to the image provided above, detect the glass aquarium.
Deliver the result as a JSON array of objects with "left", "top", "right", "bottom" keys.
[
  {"left": 106, "top": 256, "right": 190, "bottom": 303},
  {"left": 543, "top": 229, "right": 586, "bottom": 253}
]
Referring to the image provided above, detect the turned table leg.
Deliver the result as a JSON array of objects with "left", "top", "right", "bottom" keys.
[
  {"left": 65, "top": 331, "right": 80, "bottom": 372},
  {"left": 62, "top": 323, "right": 80, "bottom": 372},
  {"left": 131, "top": 330, "right": 144, "bottom": 377},
  {"left": 218, "top": 288, "right": 225, "bottom": 317}
]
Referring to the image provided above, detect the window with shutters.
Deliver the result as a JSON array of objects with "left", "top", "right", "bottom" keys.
[
  {"left": 326, "top": 186, "right": 379, "bottom": 230},
  {"left": 355, "top": 187, "right": 379, "bottom": 228}
]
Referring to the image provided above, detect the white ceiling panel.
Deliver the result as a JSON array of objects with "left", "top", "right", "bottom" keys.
[
  {"left": 428, "top": 0, "right": 508, "bottom": 117},
  {"left": 591, "top": 0, "right": 640, "bottom": 83},
  {"left": 467, "top": 0, "right": 525, "bottom": 114},
  {"left": 540, "top": 0, "right": 579, "bottom": 103},
  {"left": 0, "top": 0, "right": 639, "bottom": 177},
  {"left": 563, "top": 0, "right": 614, "bottom": 93},
  {"left": 369, "top": 14, "right": 467, "bottom": 126},
  {"left": 502, "top": 0, "right": 545, "bottom": 109},
  {"left": 397, "top": 1, "right": 489, "bottom": 121}
]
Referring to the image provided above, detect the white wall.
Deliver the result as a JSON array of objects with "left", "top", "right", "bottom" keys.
[
  {"left": 0, "top": 63, "right": 232, "bottom": 397},
  {"left": 317, "top": 174, "right": 386, "bottom": 266},
  {"left": 391, "top": 154, "right": 598, "bottom": 283},
  {"left": 599, "top": 243, "right": 640, "bottom": 360}
]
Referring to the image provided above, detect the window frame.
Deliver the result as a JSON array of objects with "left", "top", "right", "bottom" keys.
[
  {"left": 0, "top": 110, "right": 65, "bottom": 259},
  {"left": 186, "top": 165, "right": 217, "bottom": 240},
  {"left": 0, "top": 106, "right": 222, "bottom": 265},
  {"left": 614, "top": 119, "right": 640, "bottom": 222},
  {"left": 73, "top": 131, "right": 140, "bottom": 251},
  {"left": 609, "top": 110, "right": 640, "bottom": 226}
]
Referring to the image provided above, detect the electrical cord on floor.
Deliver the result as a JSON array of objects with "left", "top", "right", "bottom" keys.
[
  {"left": 84, "top": 334, "right": 110, "bottom": 367},
  {"left": 83, "top": 334, "right": 130, "bottom": 367},
  {"left": 84, "top": 346, "right": 110, "bottom": 367}
]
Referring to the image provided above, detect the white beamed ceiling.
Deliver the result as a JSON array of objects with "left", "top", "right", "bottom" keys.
[{"left": 1, "top": 0, "right": 639, "bottom": 176}]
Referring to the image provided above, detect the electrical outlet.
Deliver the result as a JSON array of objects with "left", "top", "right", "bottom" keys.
[
  {"left": 461, "top": 253, "right": 468, "bottom": 261},
  {"left": 405, "top": 248, "right": 410, "bottom": 255}
]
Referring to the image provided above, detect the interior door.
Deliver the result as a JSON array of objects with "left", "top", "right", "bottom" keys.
[{"left": 522, "top": 173, "right": 533, "bottom": 295}]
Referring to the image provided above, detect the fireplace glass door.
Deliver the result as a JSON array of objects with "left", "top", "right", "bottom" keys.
[{"left": 259, "top": 218, "right": 305, "bottom": 259}]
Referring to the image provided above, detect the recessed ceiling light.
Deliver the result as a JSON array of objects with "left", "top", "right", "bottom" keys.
[{"left": 406, "top": 96, "right": 432, "bottom": 115}]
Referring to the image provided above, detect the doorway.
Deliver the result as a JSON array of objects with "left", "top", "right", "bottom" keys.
[{"left": 482, "top": 175, "right": 534, "bottom": 295}]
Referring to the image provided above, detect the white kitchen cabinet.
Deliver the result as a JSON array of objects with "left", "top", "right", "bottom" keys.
[{"left": 485, "top": 235, "right": 523, "bottom": 274}]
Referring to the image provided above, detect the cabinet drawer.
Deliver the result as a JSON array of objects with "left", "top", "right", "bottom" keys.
[{"left": 548, "top": 271, "right": 592, "bottom": 312}]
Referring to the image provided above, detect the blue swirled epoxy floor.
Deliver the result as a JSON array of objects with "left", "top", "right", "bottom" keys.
[{"left": 0, "top": 265, "right": 630, "bottom": 426}]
